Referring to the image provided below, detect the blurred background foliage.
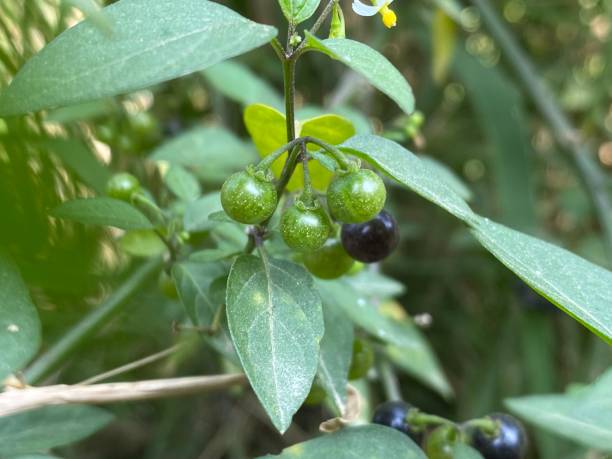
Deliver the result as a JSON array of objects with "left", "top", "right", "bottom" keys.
[{"left": 0, "top": 0, "right": 611, "bottom": 458}]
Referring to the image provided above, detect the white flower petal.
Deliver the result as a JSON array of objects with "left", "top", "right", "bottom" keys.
[{"left": 352, "top": 0, "right": 383, "bottom": 16}]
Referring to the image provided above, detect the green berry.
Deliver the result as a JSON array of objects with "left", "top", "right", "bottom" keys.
[
  {"left": 221, "top": 168, "right": 278, "bottom": 224},
  {"left": 303, "top": 239, "right": 354, "bottom": 279},
  {"left": 304, "top": 383, "right": 326, "bottom": 406},
  {"left": 281, "top": 201, "right": 332, "bottom": 251},
  {"left": 158, "top": 271, "right": 178, "bottom": 299},
  {"left": 129, "top": 111, "right": 159, "bottom": 138},
  {"left": 348, "top": 338, "right": 374, "bottom": 380},
  {"left": 106, "top": 172, "right": 141, "bottom": 201},
  {"left": 327, "top": 169, "right": 386, "bottom": 223},
  {"left": 424, "top": 425, "right": 466, "bottom": 459}
]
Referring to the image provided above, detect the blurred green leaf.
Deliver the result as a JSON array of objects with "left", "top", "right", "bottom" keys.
[
  {"left": 473, "top": 216, "right": 612, "bottom": 343},
  {"left": 151, "top": 126, "right": 256, "bottom": 184},
  {"left": 183, "top": 192, "right": 223, "bottom": 233},
  {"left": 278, "top": 0, "right": 321, "bottom": 24},
  {"left": 0, "top": 405, "right": 113, "bottom": 456},
  {"left": 202, "top": 60, "right": 283, "bottom": 109},
  {"left": 432, "top": 9, "right": 457, "bottom": 83},
  {"left": 451, "top": 444, "right": 485, "bottom": 459},
  {"left": 341, "top": 135, "right": 476, "bottom": 223},
  {"left": 226, "top": 255, "right": 323, "bottom": 433},
  {"left": 172, "top": 261, "right": 226, "bottom": 326},
  {"left": 45, "top": 99, "right": 116, "bottom": 123},
  {"left": 0, "top": 252, "right": 41, "bottom": 382},
  {"left": 119, "top": 229, "right": 166, "bottom": 258},
  {"left": 420, "top": 156, "right": 472, "bottom": 202},
  {"left": 52, "top": 198, "right": 153, "bottom": 230},
  {"left": 164, "top": 165, "right": 201, "bottom": 202},
  {"left": 346, "top": 270, "right": 406, "bottom": 298},
  {"left": 259, "top": 425, "right": 426, "bottom": 458},
  {"left": 506, "top": 368, "right": 612, "bottom": 451},
  {"left": 0, "top": 0, "right": 277, "bottom": 116},
  {"left": 62, "top": 0, "right": 112, "bottom": 35},
  {"left": 318, "top": 303, "right": 354, "bottom": 413},
  {"left": 306, "top": 34, "right": 415, "bottom": 115}
]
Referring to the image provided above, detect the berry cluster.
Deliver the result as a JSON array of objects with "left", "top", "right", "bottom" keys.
[
  {"left": 372, "top": 402, "right": 528, "bottom": 459},
  {"left": 219, "top": 155, "right": 400, "bottom": 278}
]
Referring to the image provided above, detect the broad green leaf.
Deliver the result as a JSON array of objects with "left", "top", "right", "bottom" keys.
[
  {"left": 62, "top": 0, "right": 112, "bottom": 35},
  {"left": 451, "top": 444, "right": 485, "bottom": 459},
  {"left": 52, "top": 198, "right": 153, "bottom": 230},
  {"left": 317, "top": 281, "right": 451, "bottom": 397},
  {"left": 183, "top": 192, "right": 223, "bottom": 233},
  {"left": 41, "top": 138, "right": 111, "bottom": 195},
  {"left": 297, "top": 105, "right": 373, "bottom": 135},
  {"left": 45, "top": 99, "right": 116, "bottom": 123},
  {"left": 226, "top": 255, "right": 323, "bottom": 433},
  {"left": 190, "top": 247, "right": 238, "bottom": 263},
  {"left": 278, "top": 0, "right": 321, "bottom": 24},
  {"left": 346, "top": 270, "right": 406, "bottom": 298},
  {"left": 259, "top": 424, "right": 426, "bottom": 458},
  {"left": 341, "top": 135, "right": 476, "bottom": 223},
  {"left": 172, "top": 261, "right": 226, "bottom": 326},
  {"left": 318, "top": 303, "right": 354, "bottom": 413},
  {"left": 164, "top": 165, "right": 201, "bottom": 202},
  {"left": 473, "top": 216, "right": 612, "bottom": 343},
  {"left": 420, "top": 156, "right": 472, "bottom": 202},
  {"left": 506, "top": 368, "right": 612, "bottom": 451},
  {"left": 0, "top": 0, "right": 277, "bottom": 116},
  {"left": 306, "top": 34, "right": 415, "bottom": 115},
  {"left": 119, "top": 230, "right": 166, "bottom": 257},
  {"left": 202, "top": 61, "right": 283, "bottom": 109},
  {"left": 0, "top": 405, "right": 113, "bottom": 456},
  {"left": 456, "top": 50, "right": 536, "bottom": 230},
  {"left": 0, "top": 253, "right": 41, "bottom": 382},
  {"left": 150, "top": 126, "right": 256, "bottom": 184},
  {"left": 244, "top": 104, "right": 354, "bottom": 191},
  {"left": 432, "top": 9, "right": 457, "bottom": 83}
]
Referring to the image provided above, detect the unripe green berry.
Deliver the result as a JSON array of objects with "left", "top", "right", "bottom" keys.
[
  {"left": 348, "top": 338, "right": 374, "bottom": 380},
  {"left": 327, "top": 169, "right": 386, "bottom": 223},
  {"left": 221, "top": 168, "right": 278, "bottom": 224},
  {"left": 303, "top": 239, "right": 354, "bottom": 279},
  {"left": 424, "top": 425, "right": 466, "bottom": 459},
  {"left": 281, "top": 201, "right": 332, "bottom": 251},
  {"left": 106, "top": 172, "right": 141, "bottom": 201},
  {"left": 158, "top": 271, "right": 178, "bottom": 299}
]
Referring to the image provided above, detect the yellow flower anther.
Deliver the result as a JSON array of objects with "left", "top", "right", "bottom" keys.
[{"left": 380, "top": 5, "right": 397, "bottom": 28}]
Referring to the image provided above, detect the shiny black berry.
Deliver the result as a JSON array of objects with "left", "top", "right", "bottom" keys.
[
  {"left": 341, "top": 210, "right": 399, "bottom": 263},
  {"left": 372, "top": 401, "right": 423, "bottom": 445},
  {"left": 469, "top": 414, "right": 528, "bottom": 459}
]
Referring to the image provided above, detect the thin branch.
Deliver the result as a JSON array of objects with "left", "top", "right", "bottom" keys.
[
  {"left": 471, "top": 0, "right": 612, "bottom": 262},
  {"left": 0, "top": 374, "right": 246, "bottom": 417}
]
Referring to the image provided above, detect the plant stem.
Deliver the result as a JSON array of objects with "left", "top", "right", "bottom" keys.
[
  {"left": 462, "top": 417, "right": 499, "bottom": 436},
  {"left": 471, "top": 0, "right": 612, "bottom": 262},
  {"left": 303, "top": 136, "right": 353, "bottom": 170},
  {"left": 407, "top": 411, "right": 454, "bottom": 428},
  {"left": 25, "top": 257, "right": 163, "bottom": 384},
  {"left": 294, "top": 0, "right": 338, "bottom": 54},
  {"left": 377, "top": 360, "right": 402, "bottom": 401}
]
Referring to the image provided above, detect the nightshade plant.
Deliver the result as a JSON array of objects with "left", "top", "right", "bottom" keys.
[{"left": 0, "top": 0, "right": 611, "bottom": 457}]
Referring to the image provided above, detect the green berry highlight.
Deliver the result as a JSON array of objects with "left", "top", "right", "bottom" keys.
[
  {"left": 106, "top": 172, "right": 141, "bottom": 201},
  {"left": 280, "top": 201, "right": 332, "bottom": 251},
  {"left": 221, "top": 167, "right": 278, "bottom": 224},
  {"left": 327, "top": 169, "right": 386, "bottom": 223},
  {"left": 303, "top": 238, "right": 354, "bottom": 279}
]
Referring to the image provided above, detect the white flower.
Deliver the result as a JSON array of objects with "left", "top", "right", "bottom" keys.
[{"left": 352, "top": 0, "right": 397, "bottom": 28}]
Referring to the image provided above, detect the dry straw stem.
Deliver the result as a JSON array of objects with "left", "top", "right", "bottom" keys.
[{"left": 0, "top": 373, "right": 246, "bottom": 417}]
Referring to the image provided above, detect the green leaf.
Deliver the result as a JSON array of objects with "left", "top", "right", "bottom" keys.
[
  {"left": 119, "top": 230, "right": 166, "bottom": 258},
  {"left": 278, "top": 0, "right": 321, "bottom": 24},
  {"left": 306, "top": 34, "right": 415, "bottom": 115},
  {"left": 506, "top": 368, "right": 612, "bottom": 451},
  {"left": 0, "top": 0, "right": 277, "bottom": 116},
  {"left": 183, "top": 192, "right": 223, "bottom": 233},
  {"left": 164, "top": 165, "right": 201, "bottom": 202},
  {"left": 259, "top": 424, "right": 426, "bottom": 458},
  {"left": 318, "top": 303, "right": 354, "bottom": 413},
  {"left": 150, "top": 126, "right": 256, "bottom": 184},
  {"left": 172, "top": 261, "right": 226, "bottom": 326},
  {"left": 52, "top": 198, "right": 153, "bottom": 230},
  {"left": 317, "top": 280, "right": 451, "bottom": 398},
  {"left": 226, "top": 255, "right": 323, "bottom": 433},
  {"left": 340, "top": 135, "right": 476, "bottom": 223},
  {"left": 432, "top": 9, "right": 457, "bottom": 83},
  {"left": 41, "top": 138, "right": 111, "bottom": 195},
  {"left": 0, "top": 405, "right": 113, "bottom": 456},
  {"left": 473, "top": 216, "right": 612, "bottom": 343},
  {"left": 45, "top": 99, "right": 116, "bottom": 123},
  {"left": 202, "top": 60, "right": 283, "bottom": 109},
  {"left": 244, "top": 104, "right": 354, "bottom": 191},
  {"left": 0, "top": 253, "right": 41, "bottom": 382},
  {"left": 346, "top": 270, "right": 406, "bottom": 298},
  {"left": 419, "top": 156, "right": 472, "bottom": 202},
  {"left": 62, "top": 0, "right": 112, "bottom": 35}
]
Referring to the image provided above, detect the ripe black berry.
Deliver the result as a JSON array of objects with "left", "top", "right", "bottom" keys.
[
  {"left": 372, "top": 401, "right": 423, "bottom": 445},
  {"left": 469, "top": 414, "right": 528, "bottom": 459},
  {"left": 341, "top": 210, "right": 399, "bottom": 263}
]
